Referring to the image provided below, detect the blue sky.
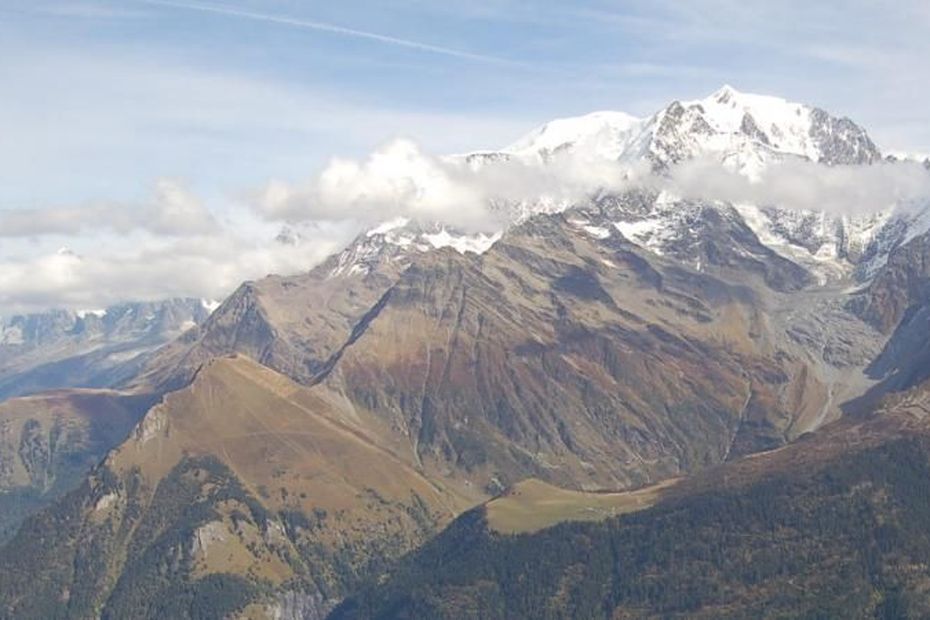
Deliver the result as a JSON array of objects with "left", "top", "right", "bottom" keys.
[
  {"left": 4, "top": 0, "right": 930, "bottom": 207},
  {"left": 1, "top": 0, "right": 929, "bottom": 313}
]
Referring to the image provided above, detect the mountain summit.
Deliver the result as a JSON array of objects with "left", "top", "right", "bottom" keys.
[{"left": 502, "top": 85, "right": 880, "bottom": 171}]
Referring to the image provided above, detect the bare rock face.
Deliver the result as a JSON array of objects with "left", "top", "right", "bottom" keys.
[
  {"left": 133, "top": 241, "right": 406, "bottom": 392},
  {"left": 807, "top": 107, "right": 881, "bottom": 165},
  {"left": 850, "top": 231, "right": 930, "bottom": 333},
  {"left": 853, "top": 232, "right": 930, "bottom": 397},
  {"left": 312, "top": 212, "right": 855, "bottom": 492}
]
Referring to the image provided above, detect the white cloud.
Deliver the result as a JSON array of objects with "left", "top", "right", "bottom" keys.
[
  {"left": 3, "top": 139, "right": 930, "bottom": 317},
  {"left": 664, "top": 157, "right": 930, "bottom": 216},
  {"left": 254, "top": 140, "right": 491, "bottom": 230},
  {"left": 0, "top": 222, "right": 350, "bottom": 315},
  {"left": 252, "top": 136, "right": 930, "bottom": 239},
  {"left": 5, "top": 134, "right": 929, "bottom": 317},
  {"left": 0, "top": 179, "right": 216, "bottom": 238},
  {"left": 0, "top": 179, "right": 356, "bottom": 315},
  {"left": 252, "top": 138, "right": 649, "bottom": 231},
  {"left": 249, "top": 137, "right": 930, "bottom": 258}
]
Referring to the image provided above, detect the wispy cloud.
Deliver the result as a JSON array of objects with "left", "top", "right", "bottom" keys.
[
  {"left": 0, "top": 49, "right": 532, "bottom": 207},
  {"left": 0, "top": 180, "right": 216, "bottom": 238},
  {"left": 135, "top": 0, "right": 513, "bottom": 65}
]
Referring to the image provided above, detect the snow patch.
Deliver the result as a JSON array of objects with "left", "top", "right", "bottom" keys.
[
  {"left": 506, "top": 111, "right": 643, "bottom": 160},
  {"left": 613, "top": 219, "right": 665, "bottom": 254},
  {"left": 76, "top": 309, "right": 106, "bottom": 319},
  {"left": 422, "top": 229, "right": 501, "bottom": 254}
]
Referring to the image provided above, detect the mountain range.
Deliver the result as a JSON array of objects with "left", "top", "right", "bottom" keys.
[
  {"left": 3, "top": 86, "right": 930, "bottom": 619},
  {"left": 0, "top": 299, "right": 213, "bottom": 539}
]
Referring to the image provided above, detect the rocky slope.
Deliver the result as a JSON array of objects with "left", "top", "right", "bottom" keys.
[
  {"left": 315, "top": 206, "right": 880, "bottom": 492},
  {"left": 134, "top": 196, "right": 885, "bottom": 497}
]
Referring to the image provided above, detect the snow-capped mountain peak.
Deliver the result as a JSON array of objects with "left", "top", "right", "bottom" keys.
[
  {"left": 685, "top": 85, "right": 818, "bottom": 159},
  {"left": 505, "top": 110, "right": 644, "bottom": 160},
  {"left": 348, "top": 86, "right": 913, "bottom": 287},
  {"left": 645, "top": 85, "right": 880, "bottom": 172},
  {"left": 493, "top": 85, "right": 880, "bottom": 173}
]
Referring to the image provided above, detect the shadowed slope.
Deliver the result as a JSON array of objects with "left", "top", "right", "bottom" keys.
[{"left": 0, "top": 389, "right": 154, "bottom": 540}]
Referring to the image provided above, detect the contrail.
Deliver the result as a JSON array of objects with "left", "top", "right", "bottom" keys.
[{"left": 136, "top": 0, "right": 510, "bottom": 64}]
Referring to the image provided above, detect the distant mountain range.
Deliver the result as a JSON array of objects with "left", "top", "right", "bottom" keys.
[
  {"left": 0, "top": 298, "right": 215, "bottom": 401},
  {"left": 3, "top": 86, "right": 930, "bottom": 619}
]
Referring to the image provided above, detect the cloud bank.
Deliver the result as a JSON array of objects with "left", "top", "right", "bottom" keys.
[
  {"left": 0, "top": 229, "right": 346, "bottom": 315},
  {"left": 252, "top": 138, "right": 930, "bottom": 233},
  {"left": 253, "top": 138, "right": 649, "bottom": 232},
  {"left": 666, "top": 157, "right": 930, "bottom": 216},
  {"left": 0, "top": 180, "right": 216, "bottom": 238},
  {"left": 0, "top": 180, "right": 351, "bottom": 315},
  {"left": 4, "top": 138, "right": 930, "bottom": 316}
]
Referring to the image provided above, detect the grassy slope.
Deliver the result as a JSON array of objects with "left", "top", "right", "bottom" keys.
[
  {"left": 0, "top": 355, "right": 473, "bottom": 619},
  {"left": 485, "top": 477, "right": 678, "bottom": 535}
]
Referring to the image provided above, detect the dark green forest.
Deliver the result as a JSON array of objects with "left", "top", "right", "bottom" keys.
[{"left": 332, "top": 437, "right": 930, "bottom": 619}]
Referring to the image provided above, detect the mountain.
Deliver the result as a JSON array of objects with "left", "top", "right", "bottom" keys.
[
  {"left": 0, "top": 298, "right": 215, "bottom": 538},
  {"left": 0, "top": 355, "right": 471, "bottom": 619},
  {"left": 332, "top": 387, "right": 930, "bottom": 619},
  {"left": 0, "top": 298, "right": 213, "bottom": 401},
  {"left": 3, "top": 202, "right": 887, "bottom": 615},
  {"left": 1, "top": 86, "right": 928, "bottom": 618},
  {"left": 503, "top": 85, "right": 880, "bottom": 169},
  {"left": 133, "top": 196, "right": 885, "bottom": 496},
  {"left": 470, "top": 86, "right": 924, "bottom": 285}
]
